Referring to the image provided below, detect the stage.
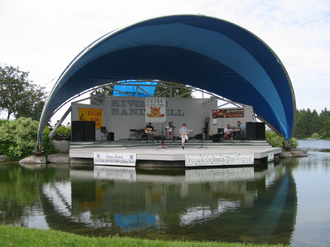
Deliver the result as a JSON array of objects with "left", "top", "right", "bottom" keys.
[{"left": 69, "top": 139, "right": 281, "bottom": 167}]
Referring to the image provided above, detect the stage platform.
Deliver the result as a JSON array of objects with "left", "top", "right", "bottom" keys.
[{"left": 69, "top": 139, "right": 281, "bottom": 166}]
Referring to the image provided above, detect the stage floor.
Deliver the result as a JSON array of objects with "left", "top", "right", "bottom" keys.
[{"left": 69, "top": 139, "right": 281, "bottom": 164}]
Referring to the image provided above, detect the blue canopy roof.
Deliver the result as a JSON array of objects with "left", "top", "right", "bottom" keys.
[
  {"left": 113, "top": 81, "right": 158, "bottom": 97},
  {"left": 38, "top": 14, "right": 295, "bottom": 144}
]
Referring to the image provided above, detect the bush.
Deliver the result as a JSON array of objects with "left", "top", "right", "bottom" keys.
[
  {"left": 290, "top": 138, "right": 299, "bottom": 147},
  {"left": 0, "top": 117, "right": 37, "bottom": 158},
  {"left": 265, "top": 130, "right": 283, "bottom": 147},
  {"left": 55, "top": 125, "right": 71, "bottom": 138},
  {"left": 265, "top": 130, "right": 299, "bottom": 148},
  {"left": 311, "top": 133, "right": 319, "bottom": 139},
  {"left": 42, "top": 134, "right": 58, "bottom": 157},
  {"left": 0, "top": 118, "right": 58, "bottom": 160}
]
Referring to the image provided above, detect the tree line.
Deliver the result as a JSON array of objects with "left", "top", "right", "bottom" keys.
[{"left": 294, "top": 108, "right": 330, "bottom": 139}]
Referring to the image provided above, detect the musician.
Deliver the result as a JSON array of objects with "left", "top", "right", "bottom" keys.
[
  {"left": 224, "top": 124, "right": 232, "bottom": 140},
  {"left": 165, "top": 122, "right": 175, "bottom": 140},
  {"left": 236, "top": 121, "right": 245, "bottom": 139},
  {"left": 145, "top": 122, "right": 157, "bottom": 140},
  {"left": 203, "top": 117, "right": 210, "bottom": 140}
]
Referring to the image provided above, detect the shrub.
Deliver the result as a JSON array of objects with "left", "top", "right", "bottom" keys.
[
  {"left": 0, "top": 117, "right": 37, "bottom": 158},
  {"left": 0, "top": 118, "right": 58, "bottom": 160},
  {"left": 265, "top": 130, "right": 299, "bottom": 148},
  {"left": 290, "top": 138, "right": 299, "bottom": 147},
  {"left": 42, "top": 134, "right": 58, "bottom": 157},
  {"left": 265, "top": 130, "right": 283, "bottom": 147},
  {"left": 311, "top": 133, "right": 319, "bottom": 139},
  {"left": 55, "top": 125, "right": 71, "bottom": 138}
]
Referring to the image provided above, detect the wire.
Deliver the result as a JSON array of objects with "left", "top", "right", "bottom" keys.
[
  {"left": 43, "top": 76, "right": 59, "bottom": 87},
  {"left": 282, "top": 62, "right": 330, "bottom": 77}
]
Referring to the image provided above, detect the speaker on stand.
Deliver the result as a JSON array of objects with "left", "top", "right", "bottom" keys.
[
  {"left": 256, "top": 122, "right": 265, "bottom": 140},
  {"left": 246, "top": 122, "right": 257, "bottom": 140},
  {"left": 245, "top": 122, "right": 265, "bottom": 140},
  {"left": 84, "top": 121, "right": 95, "bottom": 141},
  {"left": 71, "top": 121, "right": 96, "bottom": 141},
  {"left": 71, "top": 121, "right": 85, "bottom": 141},
  {"left": 107, "top": 132, "right": 114, "bottom": 141}
]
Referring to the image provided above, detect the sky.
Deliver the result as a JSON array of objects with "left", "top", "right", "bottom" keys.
[{"left": 0, "top": 0, "right": 329, "bottom": 124}]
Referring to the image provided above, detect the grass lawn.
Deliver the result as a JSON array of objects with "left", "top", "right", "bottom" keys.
[{"left": 0, "top": 225, "right": 287, "bottom": 247}]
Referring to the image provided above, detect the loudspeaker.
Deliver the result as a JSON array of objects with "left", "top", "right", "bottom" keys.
[
  {"left": 246, "top": 122, "right": 257, "bottom": 140},
  {"left": 212, "top": 134, "right": 221, "bottom": 142},
  {"left": 108, "top": 132, "right": 114, "bottom": 141},
  {"left": 84, "top": 121, "right": 95, "bottom": 141},
  {"left": 71, "top": 121, "right": 85, "bottom": 141},
  {"left": 246, "top": 122, "right": 265, "bottom": 140},
  {"left": 256, "top": 122, "right": 265, "bottom": 140},
  {"left": 71, "top": 121, "right": 96, "bottom": 141}
]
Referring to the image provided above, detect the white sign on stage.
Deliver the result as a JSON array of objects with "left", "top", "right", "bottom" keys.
[
  {"left": 93, "top": 152, "right": 136, "bottom": 166},
  {"left": 185, "top": 152, "right": 254, "bottom": 167},
  {"left": 267, "top": 151, "right": 274, "bottom": 162},
  {"left": 145, "top": 97, "right": 166, "bottom": 123}
]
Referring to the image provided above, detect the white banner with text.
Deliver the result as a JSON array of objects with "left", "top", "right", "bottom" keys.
[
  {"left": 185, "top": 152, "right": 254, "bottom": 167},
  {"left": 93, "top": 152, "right": 136, "bottom": 166}
]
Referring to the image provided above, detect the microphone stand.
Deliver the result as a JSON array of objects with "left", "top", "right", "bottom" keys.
[
  {"left": 198, "top": 127, "right": 207, "bottom": 149},
  {"left": 171, "top": 121, "right": 175, "bottom": 143},
  {"left": 158, "top": 121, "right": 167, "bottom": 149}
]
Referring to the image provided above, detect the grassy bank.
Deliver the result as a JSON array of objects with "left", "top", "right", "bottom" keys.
[{"left": 0, "top": 225, "right": 287, "bottom": 247}]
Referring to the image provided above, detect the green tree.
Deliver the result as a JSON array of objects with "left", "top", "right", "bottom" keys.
[
  {"left": 93, "top": 85, "right": 114, "bottom": 96},
  {"left": 295, "top": 108, "right": 319, "bottom": 138},
  {"left": 319, "top": 107, "right": 330, "bottom": 138},
  {"left": 154, "top": 81, "right": 193, "bottom": 98},
  {"left": 0, "top": 65, "right": 47, "bottom": 120}
]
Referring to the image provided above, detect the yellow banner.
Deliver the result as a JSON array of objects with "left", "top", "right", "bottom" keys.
[{"left": 78, "top": 108, "right": 103, "bottom": 129}]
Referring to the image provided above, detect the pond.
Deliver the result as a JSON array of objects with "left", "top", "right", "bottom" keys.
[{"left": 1, "top": 140, "right": 330, "bottom": 246}]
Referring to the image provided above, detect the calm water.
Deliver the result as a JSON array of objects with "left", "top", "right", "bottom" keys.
[{"left": 1, "top": 140, "right": 330, "bottom": 246}]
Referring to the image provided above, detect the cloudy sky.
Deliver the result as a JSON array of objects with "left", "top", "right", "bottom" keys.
[{"left": 0, "top": 0, "right": 329, "bottom": 122}]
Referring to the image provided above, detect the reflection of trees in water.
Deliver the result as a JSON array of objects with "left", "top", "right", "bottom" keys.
[
  {"left": 0, "top": 163, "right": 297, "bottom": 245},
  {"left": 0, "top": 165, "right": 41, "bottom": 226}
]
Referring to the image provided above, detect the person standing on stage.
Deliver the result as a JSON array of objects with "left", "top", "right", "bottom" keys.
[
  {"left": 165, "top": 122, "right": 175, "bottom": 140},
  {"left": 236, "top": 121, "right": 245, "bottom": 139},
  {"left": 203, "top": 117, "right": 210, "bottom": 140},
  {"left": 179, "top": 123, "right": 190, "bottom": 149}
]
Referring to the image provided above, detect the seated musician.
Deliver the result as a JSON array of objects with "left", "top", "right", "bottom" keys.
[
  {"left": 145, "top": 122, "right": 157, "bottom": 140},
  {"left": 165, "top": 122, "right": 175, "bottom": 140},
  {"left": 224, "top": 124, "right": 232, "bottom": 140}
]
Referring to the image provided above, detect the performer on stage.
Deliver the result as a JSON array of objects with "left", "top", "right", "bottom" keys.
[
  {"left": 224, "top": 124, "right": 232, "bottom": 140},
  {"left": 179, "top": 123, "right": 190, "bottom": 149},
  {"left": 165, "top": 122, "right": 175, "bottom": 140},
  {"left": 236, "top": 121, "right": 245, "bottom": 139},
  {"left": 145, "top": 122, "right": 157, "bottom": 140},
  {"left": 203, "top": 117, "right": 210, "bottom": 140}
]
